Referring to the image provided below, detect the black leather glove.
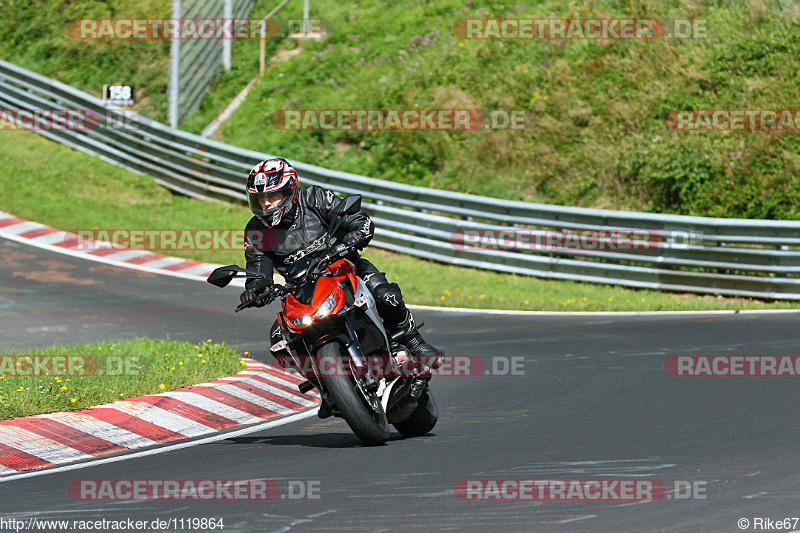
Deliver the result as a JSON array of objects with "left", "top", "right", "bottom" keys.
[
  {"left": 240, "top": 279, "right": 272, "bottom": 308},
  {"left": 343, "top": 231, "right": 367, "bottom": 250}
]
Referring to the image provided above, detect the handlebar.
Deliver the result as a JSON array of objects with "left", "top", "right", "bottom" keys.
[
  {"left": 235, "top": 284, "right": 290, "bottom": 313},
  {"left": 304, "top": 242, "right": 356, "bottom": 282},
  {"left": 234, "top": 242, "right": 357, "bottom": 313},
  {"left": 314, "top": 243, "right": 352, "bottom": 271}
]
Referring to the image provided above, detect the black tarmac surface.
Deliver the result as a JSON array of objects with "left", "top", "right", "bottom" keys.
[{"left": 1, "top": 237, "right": 799, "bottom": 532}]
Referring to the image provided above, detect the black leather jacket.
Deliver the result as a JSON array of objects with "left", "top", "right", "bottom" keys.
[{"left": 244, "top": 185, "right": 374, "bottom": 288}]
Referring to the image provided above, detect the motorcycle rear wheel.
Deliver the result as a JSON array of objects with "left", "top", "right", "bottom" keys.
[
  {"left": 316, "top": 341, "right": 390, "bottom": 446},
  {"left": 393, "top": 389, "right": 438, "bottom": 438}
]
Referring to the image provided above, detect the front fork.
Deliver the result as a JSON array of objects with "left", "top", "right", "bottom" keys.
[
  {"left": 342, "top": 319, "right": 379, "bottom": 393},
  {"left": 283, "top": 315, "right": 379, "bottom": 394}
]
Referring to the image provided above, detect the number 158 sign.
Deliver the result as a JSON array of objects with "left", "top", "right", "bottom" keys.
[{"left": 103, "top": 85, "right": 135, "bottom": 106}]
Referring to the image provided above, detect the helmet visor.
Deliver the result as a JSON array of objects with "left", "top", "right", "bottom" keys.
[
  {"left": 248, "top": 189, "right": 285, "bottom": 214},
  {"left": 248, "top": 186, "right": 295, "bottom": 227}
]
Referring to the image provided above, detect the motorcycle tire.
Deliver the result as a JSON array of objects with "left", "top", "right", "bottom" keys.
[
  {"left": 316, "top": 341, "right": 390, "bottom": 446},
  {"left": 393, "top": 389, "right": 438, "bottom": 438}
]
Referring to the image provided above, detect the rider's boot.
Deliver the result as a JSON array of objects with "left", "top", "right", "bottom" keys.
[{"left": 372, "top": 281, "right": 446, "bottom": 372}]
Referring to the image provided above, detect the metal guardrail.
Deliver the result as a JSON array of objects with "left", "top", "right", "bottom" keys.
[{"left": 1, "top": 59, "right": 799, "bottom": 299}]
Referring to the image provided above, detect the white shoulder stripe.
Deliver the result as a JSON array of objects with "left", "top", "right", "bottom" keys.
[
  {"left": 35, "top": 412, "right": 158, "bottom": 449},
  {"left": 0, "top": 426, "right": 92, "bottom": 464}
]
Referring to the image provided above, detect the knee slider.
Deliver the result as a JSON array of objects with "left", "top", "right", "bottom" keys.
[{"left": 374, "top": 282, "right": 403, "bottom": 309}]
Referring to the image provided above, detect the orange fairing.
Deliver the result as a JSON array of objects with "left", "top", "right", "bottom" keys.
[{"left": 282, "top": 259, "right": 358, "bottom": 332}]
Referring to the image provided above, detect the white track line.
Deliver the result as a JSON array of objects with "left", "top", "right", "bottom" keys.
[
  {"left": 406, "top": 304, "right": 800, "bottom": 316},
  {"left": 0, "top": 409, "right": 318, "bottom": 483}
]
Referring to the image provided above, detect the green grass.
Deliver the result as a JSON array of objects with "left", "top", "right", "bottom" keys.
[
  {"left": 0, "top": 338, "right": 245, "bottom": 420},
  {"left": 0, "top": 0, "right": 295, "bottom": 126},
  {"left": 1, "top": 127, "right": 798, "bottom": 312},
  {"left": 0, "top": 0, "right": 171, "bottom": 122},
  {"left": 4, "top": 1, "right": 800, "bottom": 219},
  {"left": 207, "top": 0, "right": 800, "bottom": 219},
  {"left": 2, "top": 1, "right": 799, "bottom": 218}
]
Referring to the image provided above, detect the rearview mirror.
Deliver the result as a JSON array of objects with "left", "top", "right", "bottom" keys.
[
  {"left": 340, "top": 195, "right": 362, "bottom": 215},
  {"left": 327, "top": 195, "right": 364, "bottom": 238},
  {"left": 207, "top": 265, "right": 239, "bottom": 288}
]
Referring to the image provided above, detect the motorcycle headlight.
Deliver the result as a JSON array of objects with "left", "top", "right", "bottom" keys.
[
  {"left": 286, "top": 315, "right": 313, "bottom": 327},
  {"left": 314, "top": 293, "right": 337, "bottom": 318}
]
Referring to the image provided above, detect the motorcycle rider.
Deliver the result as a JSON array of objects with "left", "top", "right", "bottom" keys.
[{"left": 239, "top": 157, "right": 446, "bottom": 379}]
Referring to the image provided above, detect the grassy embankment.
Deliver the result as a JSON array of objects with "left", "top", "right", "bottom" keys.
[
  {"left": 210, "top": 0, "right": 800, "bottom": 219},
  {"left": 4, "top": 0, "right": 798, "bottom": 217}
]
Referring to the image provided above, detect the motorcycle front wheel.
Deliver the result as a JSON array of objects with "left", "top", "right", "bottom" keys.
[{"left": 316, "top": 341, "right": 390, "bottom": 446}]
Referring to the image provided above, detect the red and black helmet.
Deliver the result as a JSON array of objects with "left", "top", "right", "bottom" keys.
[{"left": 246, "top": 158, "right": 299, "bottom": 227}]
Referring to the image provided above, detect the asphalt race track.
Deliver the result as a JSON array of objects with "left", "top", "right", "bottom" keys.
[{"left": 1, "top": 236, "right": 799, "bottom": 532}]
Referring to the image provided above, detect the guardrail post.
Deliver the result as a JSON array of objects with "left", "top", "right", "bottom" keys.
[
  {"left": 168, "top": 0, "right": 181, "bottom": 128},
  {"left": 777, "top": 244, "right": 789, "bottom": 277},
  {"left": 223, "top": 0, "right": 233, "bottom": 70}
]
